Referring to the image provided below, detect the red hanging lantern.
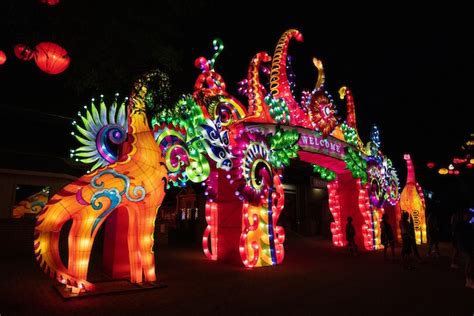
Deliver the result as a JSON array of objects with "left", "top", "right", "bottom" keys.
[
  {"left": 40, "top": 0, "right": 60, "bottom": 5},
  {"left": 426, "top": 161, "right": 435, "bottom": 169},
  {"left": 34, "top": 42, "right": 70, "bottom": 75},
  {"left": 14, "top": 44, "right": 35, "bottom": 61},
  {"left": 453, "top": 158, "right": 467, "bottom": 164},
  {"left": 467, "top": 163, "right": 473, "bottom": 169},
  {"left": 0, "top": 50, "right": 6, "bottom": 65}
]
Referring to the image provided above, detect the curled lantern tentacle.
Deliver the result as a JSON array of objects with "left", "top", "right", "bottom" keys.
[
  {"left": 154, "top": 126, "right": 193, "bottom": 187},
  {"left": 246, "top": 52, "right": 273, "bottom": 122},
  {"left": 304, "top": 59, "right": 337, "bottom": 137},
  {"left": 270, "top": 29, "right": 303, "bottom": 103},
  {"left": 339, "top": 86, "right": 357, "bottom": 129},
  {"left": 313, "top": 58, "right": 325, "bottom": 90},
  {"left": 270, "top": 29, "right": 311, "bottom": 127}
]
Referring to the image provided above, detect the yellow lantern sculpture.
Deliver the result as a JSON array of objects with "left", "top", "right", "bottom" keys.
[{"left": 400, "top": 154, "right": 426, "bottom": 244}]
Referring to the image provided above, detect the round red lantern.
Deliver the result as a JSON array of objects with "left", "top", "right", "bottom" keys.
[
  {"left": 40, "top": 0, "right": 60, "bottom": 5},
  {"left": 0, "top": 50, "right": 6, "bottom": 65},
  {"left": 467, "top": 163, "right": 473, "bottom": 169},
  {"left": 14, "top": 44, "right": 35, "bottom": 61},
  {"left": 426, "top": 161, "right": 435, "bottom": 169},
  {"left": 34, "top": 42, "right": 70, "bottom": 75}
]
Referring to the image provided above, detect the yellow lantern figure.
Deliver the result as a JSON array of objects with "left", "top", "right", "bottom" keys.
[
  {"left": 34, "top": 76, "right": 168, "bottom": 291},
  {"left": 399, "top": 154, "right": 426, "bottom": 244}
]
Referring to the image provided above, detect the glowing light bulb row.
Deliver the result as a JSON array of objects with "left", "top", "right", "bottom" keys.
[
  {"left": 357, "top": 179, "right": 376, "bottom": 250},
  {"left": 327, "top": 180, "right": 344, "bottom": 247}
]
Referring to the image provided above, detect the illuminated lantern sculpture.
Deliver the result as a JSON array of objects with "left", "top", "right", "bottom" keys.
[
  {"left": 34, "top": 42, "right": 70, "bottom": 74},
  {"left": 427, "top": 161, "right": 435, "bottom": 169},
  {"left": 35, "top": 29, "right": 404, "bottom": 289},
  {"left": 0, "top": 50, "right": 6, "bottom": 65},
  {"left": 35, "top": 72, "right": 168, "bottom": 292},
  {"left": 14, "top": 44, "right": 35, "bottom": 61},
  {"left": 399, "top": 154, "right": 426, "bottom": 244},
  {"left": 12, "top": 188, "right": 49, "bottom": 218},
  {"left": 363, "top": 126, "right": 400, "bottom": 249}
]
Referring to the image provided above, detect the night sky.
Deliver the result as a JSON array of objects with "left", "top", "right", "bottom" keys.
[{"left": 1, "top": 1, "right": 472, "bottom": 201}]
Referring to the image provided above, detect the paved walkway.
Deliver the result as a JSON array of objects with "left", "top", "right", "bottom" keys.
[{"left": 0, "top": 237, "right": 472, "bottom": 315}]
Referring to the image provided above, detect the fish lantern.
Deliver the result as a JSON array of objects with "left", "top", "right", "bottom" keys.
[
  {"left": 0, "top": 50, "right": 6, "bottom": 65},
  {"left": 14, "top": 44, "right": 35, "bottom": 61},
  {"left": 34, "top": 42, "right": 70, "bottom": 75},
  {"left": 426, "top": 161, "right": 435, "bottom": 169}
]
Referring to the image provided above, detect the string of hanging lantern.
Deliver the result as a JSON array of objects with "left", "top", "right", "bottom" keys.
[{"left": 1, "top": 1, "right": 70, "bottom": 74}]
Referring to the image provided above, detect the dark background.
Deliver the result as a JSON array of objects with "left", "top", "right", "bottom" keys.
[{"left": 1, "top": 1, "right": 472, "bottom": 215}]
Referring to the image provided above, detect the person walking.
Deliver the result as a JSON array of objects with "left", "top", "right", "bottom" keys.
[
  {"left": 346, "top": 216, "right": 358, "bottom": 256},
  {"left": 409, "top": 213, "right": 422, "bottom": 262},
  {"left": 400, "top": 211, "right": 413, "bottom": 269},
  {"left": 381, "top": 213, "right": 395, "bottom": 260},
  {"left": 458, "top": 210, "right": 474, "bottom": 289},
  {"left": 427, "top": 210, "right": 441, "bottom": 257},
  {"left": 451, "top": 209, "right": 462, "bottom": 268}
]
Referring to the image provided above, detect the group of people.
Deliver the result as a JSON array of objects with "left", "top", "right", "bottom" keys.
[
  {"left": 450, "top": 208, "right": 474, "bottom": 289},
  {"left": 344, "top": 208, "right": 474, "bottom": 289}
]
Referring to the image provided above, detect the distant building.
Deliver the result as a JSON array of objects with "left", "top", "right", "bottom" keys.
[{"left": 0, "top": 151, "right": 86, "bottom": 219}]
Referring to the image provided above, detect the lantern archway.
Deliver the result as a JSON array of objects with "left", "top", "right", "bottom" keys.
[{"left": 36, "top": 30, "right": 400, "bottom": 293}]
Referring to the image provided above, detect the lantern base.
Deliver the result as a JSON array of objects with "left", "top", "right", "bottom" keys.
[{"left": 54, "top": 280, "right": 167, "bottom": 299}]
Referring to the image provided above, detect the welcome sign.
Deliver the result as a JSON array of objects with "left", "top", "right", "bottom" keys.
[{"left": 297, "top": 132, "right": 345, "bottom": 159}]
